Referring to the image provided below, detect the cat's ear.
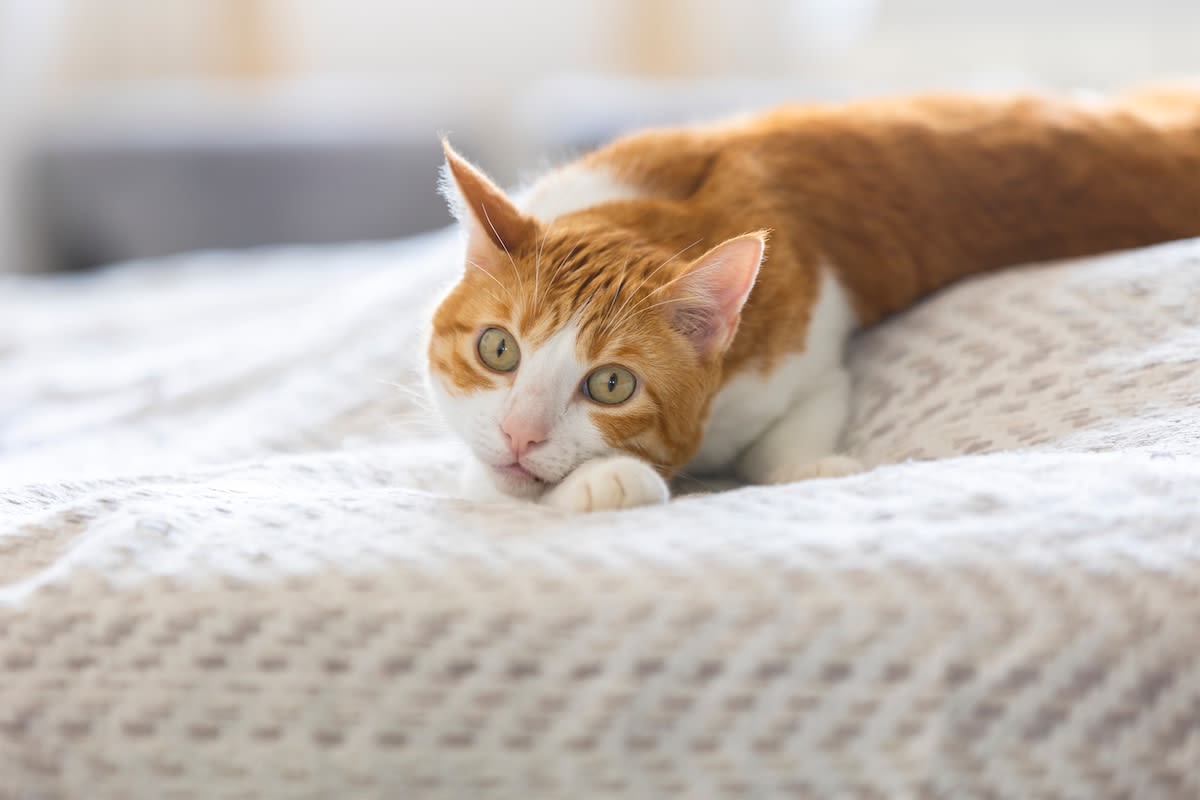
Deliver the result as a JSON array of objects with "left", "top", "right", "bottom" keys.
[
  {"left": 667, "top": 232, "right": 767, "bottom": 358},
  {"left": 440, "top": 139, "right": 537, "bottom": 267}
]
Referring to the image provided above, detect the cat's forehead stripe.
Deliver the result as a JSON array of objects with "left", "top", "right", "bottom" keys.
[{"left": 522, "top": 235, "right": 686, "bottom": 350}]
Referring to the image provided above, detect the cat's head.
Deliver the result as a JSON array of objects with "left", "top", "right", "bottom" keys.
[{"left": 426, "top": 142, "right": 765, "bottom": 498}]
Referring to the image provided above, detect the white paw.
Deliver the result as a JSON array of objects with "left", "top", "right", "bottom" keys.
[
  {"left": 543, "top": 457, "right": 670, "bottom": 512},
  {"left": 764, "top": 455, "right": 865, "bottom": 485}
]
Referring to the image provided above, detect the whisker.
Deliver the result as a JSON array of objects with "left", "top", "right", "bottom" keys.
[
  {"left": 576, "top": 290, "right": 598, "bottom": 318},
  {"left": 377, "top": 377, "right": 440, "bottom": 409},
  {"left": 390, "top": 408, "right": 443, "bottom": 427},
  {"left": 596, "top": 244, "right": 634, "bottom": 337},
  {"left": 624, "top": 258, "right": 732, "bottom": 322},
  {"left": 632, "top": 239, "right": 704, "bottom": 296},
  {"left": 384, "top": 416, "right": 451, "bottom": 436},
  {"left": 626, "top": 295, "right": 692, "bottom": 318},
  {"left": 388, "top": 390, "right": 438, "bottom": 411},
  {"left": 548, "top": 240, "right": 581, "bottom": 290},
  {"left": 532, "top": 223, "right": 544, "bottom": 316},
  {"left": 637, "top": 459, "right": 732, "bottom": 494},
  {"left": 604, "top": 239, "right": 703, "bottom": 334},
  {"left": 479, "top": 203, "right": 526, "bottom": 304},
  {"left": 635, "top": 257, "right": 733, "bottom": 320},
  {"left": 377, "top": 377, "right": 423, "bottom": 394},
  {"left": 534, "top": 219, "right": 556, "bottom": 314},
  {"left": 466, "top": 259, "right": 514, "bottom": 301},
  {"left": 389, "top": 399, "right": 445, "bottom": 425}
]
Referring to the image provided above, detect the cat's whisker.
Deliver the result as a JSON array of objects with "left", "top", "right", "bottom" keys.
[
  {"left": 597, "top": 244, "right": 634, "bottom": 336},
  {"left": 535, "top": 219, "right": 558, "bottom": 314},
  {"left": 631, "top": 239, "right": 704, "bottom": 296},
  {"left": 387, "top": 408, "right": 442, "bottom": 424},
  {"left": 639, "top": 460, "right": 731, "bottom": 494},
  {"left": 626, "top": 295, "right": 692, "bottom": 318},
  {"left": 474, "top": 283, "right": 506, "bottom": 306},
  {"left": 461, "top": 278, "right": 505, "bottom": 307},
  {"left": 597, "top": 280, "right": 626, "bottom": 339},
  {"left": 466, "top": 259, "right": 515, "bottom": 302},
  {"left": 630, "top": 262, "right": 733, "bottom": 324},
  {"left": 391, "top": 404, "right": 443, "bottom": 424},
  {"left": 385, "top": 416, "right": 451, "bottom": 437},
  {"left": 656, "top": 238, "right": 704, "bottom": 271},
  {"left": 611, "top": 258, "right": 738, "bottom": 331},
  {"left": 479, "top": 202, "right": 526, "bottom": 307},
  {"left": 377, "top": 377, "right": 422, "bottom": 395},
  {"left": 630, "top": 258, "right": 731, "bottom": 313},
  {"left": 576, "top": 290, "right": 598, "bottom": 318},
  {"left": 541, "top": 238, "right": 582, "bottom": 319},
  {"left": 377, "top": 378, "right": 442, "bottom": 413},
  {"left": 391, "top": 391, "right": 439, "bottom": 411},
  {"left": 395, "top": 412, "right": 448, "bottom": 427},
  {"left": 549, "top": 240, "right": 581, "bottom": 287},
  {"left": 605, "top": 239, "right": 704, "bottom": 333},
  {"left": 388, "top": 398, "right": 447, "bottom": 426},
  {"left": 531, "top": 223, "right": 546, "bottom": 317},
  {"left": 377, "top": 375, "right": 427, "bottom": 390}
]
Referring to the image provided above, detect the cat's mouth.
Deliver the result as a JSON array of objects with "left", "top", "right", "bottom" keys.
[{"left": 494, "top": 462, "right": 548, "bottom": 485}]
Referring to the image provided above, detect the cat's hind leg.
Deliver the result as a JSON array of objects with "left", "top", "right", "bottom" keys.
[{"left": 736, "top": 368, "right": 864, "bottom": 485}]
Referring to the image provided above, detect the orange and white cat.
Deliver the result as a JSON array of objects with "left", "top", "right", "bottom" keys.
[{"left": 426, "top": 88, "right": 1200, "bottom": 512}]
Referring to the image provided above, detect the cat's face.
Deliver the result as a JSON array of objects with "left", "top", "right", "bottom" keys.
[{"left": 426, "top": 143, "right": 764, "bottom": 498}]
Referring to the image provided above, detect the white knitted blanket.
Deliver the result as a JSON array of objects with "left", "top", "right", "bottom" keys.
[{"left": 2, "top": 231, "right": 1199, "bottom": 800}]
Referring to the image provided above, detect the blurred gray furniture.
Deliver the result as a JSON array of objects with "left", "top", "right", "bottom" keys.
[{"left": 32, "top": 73, "right": 1042, "bottom": 271}]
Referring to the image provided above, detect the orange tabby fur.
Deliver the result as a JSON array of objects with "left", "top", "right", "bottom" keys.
[{"left": 430, "top": 88, "right": 1200, "bottom": 478}]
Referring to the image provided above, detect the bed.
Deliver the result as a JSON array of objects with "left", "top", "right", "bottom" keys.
[{"left": 2, "top": 228, "right": 1199, "bottom": 799}]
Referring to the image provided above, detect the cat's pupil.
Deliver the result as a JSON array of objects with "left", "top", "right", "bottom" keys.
[
  {"left": 607, "top": 373, "right": 617, "bottom": 392},
  {"left": 496, "top": 339, "right": 506, "bottom": 358}
]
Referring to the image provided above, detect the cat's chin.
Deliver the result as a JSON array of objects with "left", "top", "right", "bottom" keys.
[{"left": 486, "top": 463, "right": 551, "bottom": 500}]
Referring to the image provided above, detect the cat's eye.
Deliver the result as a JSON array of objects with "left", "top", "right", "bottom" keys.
[
  {"left": 583, "top": 366, "right": 637, "bottom": 405},
  {"left": 477, "top": 327, "right": 520, "bottom": 372}
]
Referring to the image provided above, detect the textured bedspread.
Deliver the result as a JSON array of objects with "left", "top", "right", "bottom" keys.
[{"left": 2, "top": 231, "right": 1199, "bottom": 799}]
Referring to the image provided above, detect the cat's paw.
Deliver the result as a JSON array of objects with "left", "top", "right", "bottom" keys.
[
  {"left": 542, "top": 456, "right": 670, "bottom": 512},
  {"left": 764, "top": 454, "right": 865, "bottom": 485}
]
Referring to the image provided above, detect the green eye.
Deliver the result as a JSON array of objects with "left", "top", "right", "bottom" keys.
[
  {"left": 477, "top": 327, "right": 520, "bottom": 372},
  {"left": 583, "top": 366, "right": 637, "bottom": 405}
]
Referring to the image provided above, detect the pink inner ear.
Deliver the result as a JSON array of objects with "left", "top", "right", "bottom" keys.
[
  {"left": 669, "top": 233, "right": 766, "bottom": 357},
  {"left": 670, "top": 304, "right": 720, "bottom": 343}
]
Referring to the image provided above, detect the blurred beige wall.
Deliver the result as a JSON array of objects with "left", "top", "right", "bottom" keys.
[
  {"left": 42, "top": 0, "right": 642, "bottom": 95},
  {"left": 56, "top": 0, "right": 280, "bottom": 83},
  {"left": 35, "top": 0, "right": 1200, "bottom": 94}
]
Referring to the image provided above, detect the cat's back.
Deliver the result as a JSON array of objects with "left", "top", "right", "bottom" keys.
[{"left": 591, "top": 89, "right": 1200, "bottom": 192}]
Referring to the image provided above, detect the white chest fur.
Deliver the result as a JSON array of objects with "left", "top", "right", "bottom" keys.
[{"left": 687, "top": 270, "right": 857, "bottom": 473}]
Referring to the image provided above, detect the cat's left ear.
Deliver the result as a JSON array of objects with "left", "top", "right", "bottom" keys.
[
  {"left": 440, "top": 139, "right": 537, "bottom": 268},
  {"left": 667, "top": 232, "right": 767, "bottom": 359}
]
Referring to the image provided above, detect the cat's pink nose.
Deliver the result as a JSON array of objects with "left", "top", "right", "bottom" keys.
[{"left": 500, "top": 414, "right": 549, "bottom": 459}]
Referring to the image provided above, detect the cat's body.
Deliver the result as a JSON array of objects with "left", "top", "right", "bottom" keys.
[{"left": 427, "top": 88, "right": 1200, "bottom": 511}]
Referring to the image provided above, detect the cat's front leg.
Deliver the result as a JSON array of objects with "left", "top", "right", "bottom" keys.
[
  {"left": 736, "top": 367, "right": 864, "bottom": 485},
  {"left": 541, "top": 456, "right": 670, "bottom": 512}
]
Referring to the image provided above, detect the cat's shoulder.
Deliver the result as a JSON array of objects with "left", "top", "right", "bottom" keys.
[{"left": 520, "top": 163, "right": 646, "bottom": 221}]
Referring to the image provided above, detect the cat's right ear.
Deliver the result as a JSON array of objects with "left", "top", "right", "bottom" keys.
[
  {"left": 440, "top": 139, "right": 537, "bottom": 270},
  {"left": 666, "top": 232, "right": 767, "bottom": 359}
]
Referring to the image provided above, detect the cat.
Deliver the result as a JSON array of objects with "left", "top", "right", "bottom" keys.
[{"left": 425, "top": 87, "right": 1200, "bottom": 512}]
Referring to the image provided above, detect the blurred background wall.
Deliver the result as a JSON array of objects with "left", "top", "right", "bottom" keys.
[{"left": 2, "top": 0, "right": 1198, "bottom": 273}]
